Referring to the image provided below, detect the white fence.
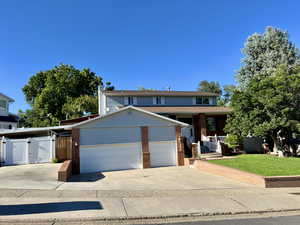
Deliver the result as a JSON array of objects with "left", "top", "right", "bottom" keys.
[
  {"left": 0, "top": 136, "right": 55, "bottom": 166},
  {"left": 202, "top": 135, "right": 226, "bottom": 153}
]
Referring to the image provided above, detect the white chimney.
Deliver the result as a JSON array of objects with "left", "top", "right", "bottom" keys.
[{"left": 98, "top": 85, "right": 106, "bottom": 115}]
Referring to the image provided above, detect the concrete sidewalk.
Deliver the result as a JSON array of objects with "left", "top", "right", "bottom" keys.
[{"left": 1, "top": 188, "right": 300, "bottom": 222}]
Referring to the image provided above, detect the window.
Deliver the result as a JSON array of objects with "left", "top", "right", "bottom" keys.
[
  {"left": 128, "top": 96, "right": 133, "bottom": 105},
  {"left": 153, "top": 96, "right": 165, "bottom": 105},
  {"left": 206, "top": 117, "right": 216, "bottom": 132},
  {"left": 195, "top": 97, "right": 210, "bottom": 105},
  {"left": 124, "top": 96, "right": 137, "bottom": 105},
  {"left": 203, "top": 97, "right": 209, "bottom": 104},
  {"left": 0, "top": 100, "right": 7, "bottom": 109},
  {"left": 196, "top": 97, "right": 202, "bottom": 105},
  {"left": 156, "top": 96, "right": 161, "bottom": 104}
]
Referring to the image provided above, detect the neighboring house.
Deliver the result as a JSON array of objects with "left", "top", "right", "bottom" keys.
[
  {"left": 98, "top": 89, "right": 231, "bottom": 144},
  {"left": 0, "top": 93, "right": 18, "bottom": 130}
]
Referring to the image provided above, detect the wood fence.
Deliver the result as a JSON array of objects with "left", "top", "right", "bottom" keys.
[{"left": 55, "top": 136, "right": 72, "bottom": 162}]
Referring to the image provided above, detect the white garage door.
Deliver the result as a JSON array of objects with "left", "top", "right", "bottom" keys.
[
  {"left": 80, "top": 142, "right": 142, "bottom": 173},
  {"left": 3, "top": 136, "right": 53, "bottom": 165},
  {"left": 149, "top": 141, "right": 177, "bottom": 167}
]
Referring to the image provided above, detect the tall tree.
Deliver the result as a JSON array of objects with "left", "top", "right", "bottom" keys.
[
  {"left": 218, "top": 84, "right": 236, "bottom": 106},
  {"left": 198, "top": 80, "right": 222, "bottom": 95},
  {"left": 225, "top": 65, "right": 300, "bottom": 152},
  {"left": 22, "top": 64, "right": 113, "bottom": 127},
  {"left": 236, "top": 27, "right": 300, "bottom": 89}
]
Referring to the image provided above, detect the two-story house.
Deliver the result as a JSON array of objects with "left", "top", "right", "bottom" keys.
[
  {"left": 0, "top": 93, "right": 18, "bottom": 130},
  {"left": 98, "top": 89, "right": 231, "bottom": 144}
]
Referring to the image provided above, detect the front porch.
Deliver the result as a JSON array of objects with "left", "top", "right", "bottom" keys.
[{"left": 163, "top": 113, "right": 228, "bottom": 156}]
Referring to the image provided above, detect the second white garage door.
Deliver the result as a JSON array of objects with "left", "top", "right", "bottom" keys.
[
  {"left": 149, "top": 141, "right": 177, "bottom": 167},
  {"left": 80, "top": 142, "right": 142, "bottom": 173}
]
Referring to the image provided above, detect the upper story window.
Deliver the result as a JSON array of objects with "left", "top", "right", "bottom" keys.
[
  {"left": 0, "top": 100, "right": 7, "bottom": 111},
  {"left": 124, "top": 96, "right": 137, "bottom": 105},
  {"left": 153, "top": 96, "right": 165, "bottom": 105},
  {"left": 195, "top": 96, "right": 210, "bottom": 105}
]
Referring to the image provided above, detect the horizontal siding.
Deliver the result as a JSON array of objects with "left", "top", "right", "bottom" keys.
[
  {"left": 80, "top": 127, "right": 140, "bottom": 145},
  {"left": 164, "top": 97, "right": 193, "bottom": 105},
  {"left": 149, "top": 127, "right": 176, "bottom": 142},
  {"left": 137, "top": 96, "right": 153, "bottom": 105}
]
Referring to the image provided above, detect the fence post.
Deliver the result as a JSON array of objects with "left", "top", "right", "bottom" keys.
[
  {"left": 0, "top": 137, "right": 5, "bottom": 166},
  {"left": 50, "top": 135, "right": 56, "bottom": 160},
  {"left": 26, "top": 138, "right": 31, "bottom": 164}
]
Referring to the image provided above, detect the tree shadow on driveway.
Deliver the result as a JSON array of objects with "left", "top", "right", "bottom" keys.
[{"left": 0, "top": 201, "right": 102, "bottom": 215}]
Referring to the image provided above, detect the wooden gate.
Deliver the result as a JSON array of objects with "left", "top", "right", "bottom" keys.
[{"left": 55, "top": 136, "right": 72, "bottom": 162}]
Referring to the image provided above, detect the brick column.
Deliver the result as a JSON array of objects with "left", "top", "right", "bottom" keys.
[
  {"left": 141, "top": 126, "right": 150, "bottom": 168},
  {"left": 175, "top": 126, "right": 184, "bottom": 166},
  {"left": 71, "top": 128, "right": 80, "bottom": 174}
]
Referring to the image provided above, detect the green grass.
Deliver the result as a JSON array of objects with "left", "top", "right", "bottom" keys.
[{"left": 208, "top": 154, "right": 300, "bottom": 176}]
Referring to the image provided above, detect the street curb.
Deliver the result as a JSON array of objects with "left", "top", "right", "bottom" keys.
[{"left": 2, "top": 208, "right": 300, "bottom": 223}]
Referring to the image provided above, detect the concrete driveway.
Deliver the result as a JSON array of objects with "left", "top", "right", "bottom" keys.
[
  {"left": 58, "top": 166, "right": 252, "bottom": 191},
  {"left": 0, "top": 163, "right": 62, "bottom": 190}
]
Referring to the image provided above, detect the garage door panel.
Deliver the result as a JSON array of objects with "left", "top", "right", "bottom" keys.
[
  {"left": 149, "top": 141, "right": 177, "bottom": 167},
  {"left": 80, "top": 127, "right": 140, "bottom": 146},
  {"left": 80, "top": 142, "right": 142, "bottom": 173}
]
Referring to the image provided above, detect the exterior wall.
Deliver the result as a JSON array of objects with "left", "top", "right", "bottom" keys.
[
  {"left": 164, "top": 97, "right": 193, "bottom": 106},
  {"left": 137, "top": 96, "right": 153, "bottom": 105}
]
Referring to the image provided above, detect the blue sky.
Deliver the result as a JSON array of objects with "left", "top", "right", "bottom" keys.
[{"left": 1, "top": 0, "right": 300, "bottom": 113}]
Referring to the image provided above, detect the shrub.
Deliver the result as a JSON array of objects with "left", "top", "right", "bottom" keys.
[
  {"left": 51, "top": 158, "right": 59, "bottom": 163},
  {"left": 225, "top": 134, "right": 241, "bottom": 149}
]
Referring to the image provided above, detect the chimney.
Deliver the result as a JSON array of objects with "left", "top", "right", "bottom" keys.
[{"left": 98, "top": 85, "right": 106, "bottom": 115}]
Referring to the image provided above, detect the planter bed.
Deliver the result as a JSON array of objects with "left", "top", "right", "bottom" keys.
[{"left": 190, "top": 155, "right": 300, "bottom": 188}]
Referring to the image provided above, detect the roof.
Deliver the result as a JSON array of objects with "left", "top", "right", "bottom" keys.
[
  {"left": 0, "top": 125, "right": 72, "bottom": 135},
  {"left": 137, "top": 106, "right": 232, "bottom": 114},
  {"left": 0, "top": 93, "right": 14, "bottom": 102},
  {"left": 104, "top": 90, "right": 219, "bottom": 97},
  {"left": 60, "top": 114, "right": 99, "bottom": 125},
  {"left": 0, "top": 106, "right": 189, "bottom": 136},
  {"left": 73, "top": 106, "right": 189, "bottom": 128}
]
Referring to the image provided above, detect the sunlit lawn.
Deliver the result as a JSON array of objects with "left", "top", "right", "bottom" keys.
[{"left": 209, "top": 154, "right": 300, "bottom": 176}]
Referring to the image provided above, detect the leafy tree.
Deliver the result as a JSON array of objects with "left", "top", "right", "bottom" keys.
[
  {"left": 62, "top": 95, "right": 98, "bottom": 119},
  {"left": 22, "top": 64, "right": 113, "bottom": 126},
  {"left": 198, "top": 80, "right": 222, "bottom": 95},
  {"left": 225, "top": 65, "right": 300, "bottom": 152},
  {"left": 218, "top": 85, "right": 236, "bottom": 106},
  {"left": 236, "top": 27, "right": 300, "bottom": 89}
]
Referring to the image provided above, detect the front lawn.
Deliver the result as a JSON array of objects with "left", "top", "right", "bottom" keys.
[{"left": 208, "top": 154, "right": 300, "bottom": 176}]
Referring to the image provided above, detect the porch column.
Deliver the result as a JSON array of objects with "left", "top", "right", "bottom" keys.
[
  {"left": 71, "top": 128, "right": 80, "bottom": 174},
  {"left": 140, "top": 126, "right": 150, "bottom": 168},
  {"left": 199, "top": 113, "right": 207, "bottom": 138},
  {"left": 175, "top": 126, "right": 184, "bottom": 166},
  {"left": 193, "top": 114, "right": 207, "bottom": 142}
]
